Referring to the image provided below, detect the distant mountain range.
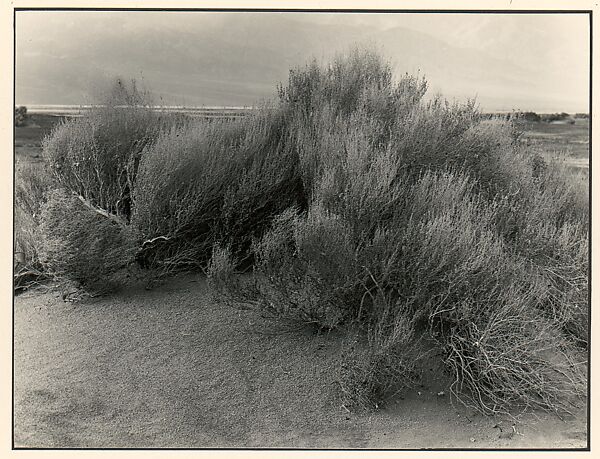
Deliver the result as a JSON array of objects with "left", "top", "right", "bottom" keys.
[{"left": 16, "top": 13, "right": 589, "bottom": 112}]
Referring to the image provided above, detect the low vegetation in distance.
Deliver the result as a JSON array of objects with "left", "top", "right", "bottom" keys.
[
  {"left": 14, "top": 106, "right": 29, "bottom": 127},
  {"left": 14, "top": 48, "right": 589, "bottom": 419}
]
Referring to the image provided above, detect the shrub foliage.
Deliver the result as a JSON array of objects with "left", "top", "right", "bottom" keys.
[
  {"left": 31, "top": 50, "right": 588, "bottom": 416},
  {"left": 37, "top": 79, "right": 182, "bottom": 286},
  {"left": 39, "top": 189, "right": 137, "bottom": 289},
  {"left": 42, "top": 79, "right": 172, "bottom": 221},
  {"left": 132, "top": 106, "right": 306, "bottom": 273},
  {"left": 209, "top": 48, "right": 588, "bottom": 414},
  {"left": 15, "top": 161, "right": 54, "bottom": 290},
  {"left": 15, "top": 106, "right": 28, "bottom": 127}
]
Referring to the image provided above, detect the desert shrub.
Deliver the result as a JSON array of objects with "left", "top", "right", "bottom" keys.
[
  {"left": 279, "top": 47, "right": 426, "bottom": 123},
  {"left": 210, "top": 48, "right": 588, "bottom": 414},
  {"left": 513, "top": 160, "right": 589, "bottom": 344},
  {"left": 339, "top": 296, "right": 421, "bottom": 410},
  {"left": 15, "top": 206, "right": 46, "bottom": 291},
  {"left": 540, "top": 112, "right": 572, "bottom": 123},
  {"left": 39, "top": 189, "right": 137, "bottom": 290},
  {"left": 444, "top": 287, "right": 586, "bottom": 416},
  {"left": 217, "top": 107, "right": 306, "bottom": 261},
  {"left": 14, "top": 162, "right": 55, "bottom": 291},
  {"left": 132, "top": 106, "right": 306, "bottom": 273},
  {"left": 132, "top": 118, "right": 246, "bottom": 271},
  {"left": 243, "top": 167, "right": 586, "bottom": 413},
  {"left": 42, "top": 79, "right": 172, "bottom": 222},
  {"left": 32, "top": 48, "right": 584, "bottom": 415},
  {"left": 253, "top": 204, "right": 358, "bottom": 329},
  {"left": 206, "top": 243, "right": 238, "bottom": 297},
  {"left": 38, "top": 79, "right": 185, "bottom": 288},
  {"left": 15, "top": 106, "right": 28, "bottom": 127},
  {"left": 280, "top": 48, "right": 427, "bottom": 190},
  {"left": 216, "top": 172, "right": 508, "bottom": 404},
  {"left": 15, "top": 161, "right": 54, "bottom": 221},
  {"left": 520, "top": 111, "right": 541, "bottom": 122},
  {"left": 287, "top": 82, "right": 524, "bottom": 205},
  {"left": 207, "top": 205, "right": 356, "bottom": 329}
]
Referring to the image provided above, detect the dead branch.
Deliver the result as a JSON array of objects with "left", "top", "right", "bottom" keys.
[{"left": 77, "top": 195, "right": 127, "bottom": 227}]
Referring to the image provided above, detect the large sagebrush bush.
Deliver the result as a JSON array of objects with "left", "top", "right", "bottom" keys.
[
  {"left": 209, "top": 48, "right": 588, "bottom": 414},
  {"left": 30, "top": 47, "right": 587, "bottom": 415}
]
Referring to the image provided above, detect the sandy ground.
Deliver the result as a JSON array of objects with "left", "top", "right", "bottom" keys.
[{"left": 13, "top": 275, "right": 588, "bottom": 449}]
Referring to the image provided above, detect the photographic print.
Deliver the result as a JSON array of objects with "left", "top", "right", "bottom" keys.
[{"left": 12, "top": 6, "right": 591, "bottom": 450}]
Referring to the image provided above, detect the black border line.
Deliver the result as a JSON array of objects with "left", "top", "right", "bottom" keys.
[
  {"left": 7, "top": 448, "right": 593, "bottom": 452},
  {"left": 11, "top": 7, "right": 593, "bottom": 452},
  {"left": 12, "top": 7, "right": 16, "bottom": 452},
  {"left": 5, "top": 450, "right": 583, "bottom": 452},
  {"left": 588, "top": 9, "right": 593, "bottom": 453},
  {"left": 11, "top": 8, "right": 594, "bottom": 13}
]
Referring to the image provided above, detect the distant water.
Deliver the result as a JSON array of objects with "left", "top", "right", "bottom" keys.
[
  {"left": 23, "top": 105, "right": 254, "bottom": 117},
  {"left": 23, "top": 105, "right": 583, "bottom": 118}
]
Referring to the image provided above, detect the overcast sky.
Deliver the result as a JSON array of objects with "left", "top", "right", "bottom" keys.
[{"left": 16, "top": 11, "right": 590, "bottom": 112}]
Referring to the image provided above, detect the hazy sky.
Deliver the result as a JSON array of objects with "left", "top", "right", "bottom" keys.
[{"left": 16, "top": 11, "right": 590, "bottom": 112}]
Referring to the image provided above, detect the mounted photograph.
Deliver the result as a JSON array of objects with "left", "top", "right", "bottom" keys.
[{"left": 13, "top": 8, "right": 590, "bottom": 449}]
